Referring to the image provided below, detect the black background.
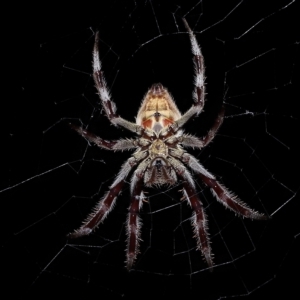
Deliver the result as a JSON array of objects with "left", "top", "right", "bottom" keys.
[{"left": 2, "top": 0, "right": 299, "bottom": 299}]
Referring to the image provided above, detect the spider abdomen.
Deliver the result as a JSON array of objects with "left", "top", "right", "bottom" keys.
[{"left": 136, "top": 83, "right": 182, "bottom": 133}]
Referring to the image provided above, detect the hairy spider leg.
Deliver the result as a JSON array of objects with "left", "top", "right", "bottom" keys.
[
  {"left": 176, "top": 150, "right": 268, "bottom": 220},
  {"left": 168, "top": 156, "right": 213, "bottom": 267},
  {"left": 181, "top": 181, "right": 213, "bottom": 270},
  {"left": 164, "top": 105, "right": 224, "bottom": 150},
  {"left": 201, "top": 106, "right": 225, "bottom": 147},
  {"left": 92, "top": 32, "right": 144, "bottom": 135},
  {"left": 161, "top": 19, "right": 206, "bottom": 138},
  {"left": 68, "top": 156, "right": 138, "bottom": 238},
  {"left": 68, "top": 180, "right": 125, "bottom": 238},
  {"left": 69, "top": 123, "right": 137, "bottom": 151},
  {"left": 167, "top": 156, "right": 213, "bottom": 268},
  {"left": 126, "top": 175, "right": 145, "bottom": 270},
  {"left": 198, "top": 174, "right": 269, "bottom": 220}
]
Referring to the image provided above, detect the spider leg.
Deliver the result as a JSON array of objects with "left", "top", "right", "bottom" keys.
[
  {"left": 201, "top": 106, "right": 225, "bottom": 147},
  {"left": 168, "top": 157, "right": 213, "bottom": 269},
  {"left": 171, "top": 149, "right": 268, "bottom": 220},
  {"left": 125, "top": 158, "right": 150, "bottom": 269},
  {"left": 165, "top": 106, "right": 224, "bottom": 150},
  {"left": 169, "top": 148, "right": 215, "bottom": 179},
  {"left": 69, "top": 123, "right": 137, "bottom": 151},
  {"left": 93, "top": 32, "right": 143, "bottom": 135},
  {"left": 126, "top": 174, "right": 145, "bottom": 270},
  {"left": 68, "top": 156, "right": 139, "bottom": 239},
  {"left": 198, "top": 173, "right": 268, "bottom": 220},
  {"left": 182, "top": 180, "right": 213, "bottom": 270},
  {"left": 164, "top": 19, "right": 205, "bottom": 135}
]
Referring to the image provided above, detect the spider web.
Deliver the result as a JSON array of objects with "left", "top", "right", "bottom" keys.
[{"left": 3, "top": 0, "right": 299, "bottom": 299}]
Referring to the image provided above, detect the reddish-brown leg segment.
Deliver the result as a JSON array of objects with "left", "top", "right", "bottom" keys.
[
  {"left": 173, "top": 149, "right": 268, "bottom": 220},
  {"left": 181, "top": 179, "right": 213, "bottom": 270},
  {"left": 199, "top": 174, "right": 268, "bottom": 220},
  {"left": 166, "top": 106, "right": 225, "bottom": 150},
  {"left": 69, "top": 123, "right": 118, "bottom": 150},
  {"left": 69, "top": 123, "right": 137, "bottom": 151},
  {"left": 202, "top": 106, "right": 225, "bottom": 147},
  {"left": 68, "top": 154, "right": 141, "bottom": 239},
  {"left": 126, "top": 176, "right": 144, "bottom": 270},
  {"left": 68, "top": 180, "right": 125, "bottom": 238},
  {"left": 168, "top": 156, "right": 214, "bottom": 270}
]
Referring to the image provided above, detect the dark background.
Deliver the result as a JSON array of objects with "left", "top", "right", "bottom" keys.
[{"left": 2, "top": 0, "right": 299, "bottom": 299}]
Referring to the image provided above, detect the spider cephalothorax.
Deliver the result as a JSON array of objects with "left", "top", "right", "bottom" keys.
[{"left": 68, "top": 19, "right": 268, "bottom": 270}]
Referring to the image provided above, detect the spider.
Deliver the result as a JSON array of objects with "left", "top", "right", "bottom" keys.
[{"left": 68, "top": 19, "right": 268, "bottom": 270}]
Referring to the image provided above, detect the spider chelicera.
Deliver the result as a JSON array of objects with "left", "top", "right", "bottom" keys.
[{"left": 68, "top": 19, "right": 268, "bottom": 270}]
